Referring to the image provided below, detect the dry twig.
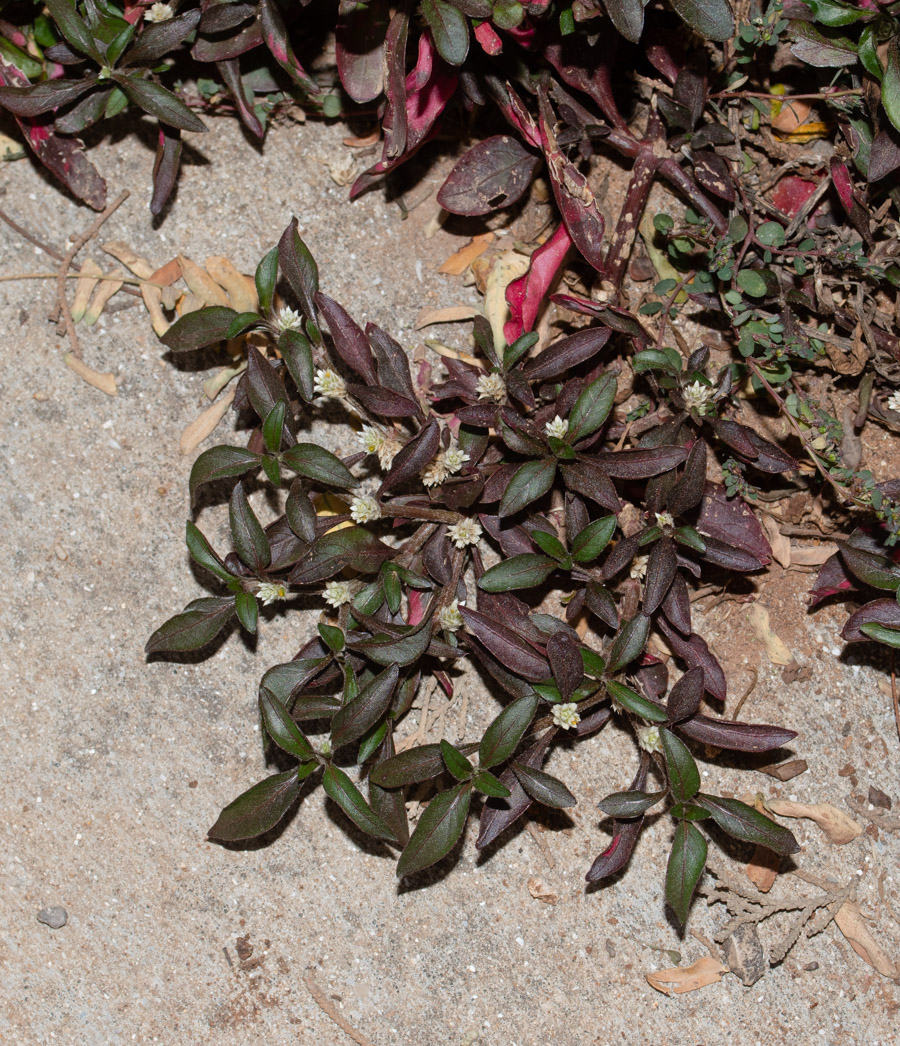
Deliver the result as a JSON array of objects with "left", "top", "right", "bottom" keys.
[{"left": 303, "top": 970, "right": 376, "bottom": 1046}]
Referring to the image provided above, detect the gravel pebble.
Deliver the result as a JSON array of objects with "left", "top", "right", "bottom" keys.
[{"left": 36, "top": 906, "right": 68, "bottom": 929}]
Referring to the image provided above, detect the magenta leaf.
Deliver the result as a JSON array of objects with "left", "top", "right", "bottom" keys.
[{"left": 504, "top": 223, "right": 572, "bottom": 343}]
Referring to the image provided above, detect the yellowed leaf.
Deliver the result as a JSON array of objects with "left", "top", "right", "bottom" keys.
[
  {"left": 64, "top": 353, "right": 117, "bottom": 396},
  {"left": 424, "top": 339, "right": 484, "bottom": 368},
  {"left": 526, "top": 877, "right": 559, "bottom": 905},
  {"left": 149, "top": 257, "right": 182, "bottom": 287},
  {"left": 141, "top": 282, "right": 170, "bottom": 337},
  {"left": 748, "top": 603, "right": 793, "bottom": 666},
  {"left": 646, "top": 956, "right": 729, "bottom": 996},
  {"left": 177, "top": 255, "right": 230, "bottom": 307},
  {"left": 414, "top": 305, "right": 481, "bottom": 330},
  {"left": 761, "top": 515, "right": 791, "bottom": 569},
  {"left": 203, "top": 360, "right": 247, "bottom": 401},
  {"left": 0, "top": 130, "right": 25, "bottom": 160},
  {"left": 178, "top": 292, "right": 205, "bottom": 316},
  {"left": 101, "top": 241, "right": 154, "bottom": 280},
  {"left": 766, "top": 798, "right": 862, "bottom": 844},
  {"left": 179, "top": 390, "right": 235, "bottom": 455},
  {"left": 834, "top": 901, "right": 900, "bottom": 979},
  {"left": 205, "top": 256, "right": 258, "bottom": 313},
  {"left": 438, "top": 233, "right": 495, "bottom": 276},
  {"left": 789, "top": 542, "right": 838, "bottom": 566},
  {"left": 484, "top": 250, "right": 529, "bottom": 354},
  {"left": 84, "top": 268, "right": 124, "bottom": 325},
  {"left": 71, "top": 259, "right": 103, "bottom": 322}
]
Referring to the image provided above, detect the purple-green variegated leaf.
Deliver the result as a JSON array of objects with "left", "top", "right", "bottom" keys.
[
  {"left": 842, "top": 598, "right": 900, "bottom": 642},
  {"left": 146, "top": 596, "right": 235, "bottom": 654},
  {"left": 460, "top": 607, "right": 550, "bottom": 682},
  {"left": 499, "top": 459, "right": 557, "bottom": 517},
  {"left": 397, "top": 782, "right": 472, "bottom": 877},
  {"left": 189, "top": 445, "right": 261, "bottom": 503},
  {"left": 478, "top": 553, "right": 558, "bottom": 593},
  {"left": 438, "top": 134, "right": 541, "bottom": 215},
  {"left": 161, "top": 305, "right": 238, "bottom": 351},
  {"left": 288, "top": 527, "right": 393, "bottom": 583},
  {"left": 323, "top": 764, "right": 397, "bottom": 842},
  {"left": 208, "top": 767, "right": 304, "bottom": 841},
  {"left": 336, "top": 0, "right": 390, "bottom": 103},
  {"left": 838, "top": 543, "right": 900, "bottom": 592},
  {"left": 676, "top": 713, "right": 796, "bottom": 753},
  {"left": 665, "top": 820, "right": 707, "bottom": 926},
  {"left": 607, "top": 613, "right": 651, "bottom": 674},
  {"left": 694, "top": 794, "right": 799, "bottom": 854}
]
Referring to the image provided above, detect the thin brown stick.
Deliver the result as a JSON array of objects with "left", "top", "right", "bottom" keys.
[
  {"left": 303, "top": 970, "right": 376, "bottom": 1046},
  {"left": 0, "top": 207, "right": 64, "bottom": 260},
  {"left": 526, "top": 821, "right": 555, "bottom": 869},
  {"left": 56, "top": 190, "right": 130, "bottom": 359},
  {"left": 732, "top": 668, "right": 758, "bottom": 721}
]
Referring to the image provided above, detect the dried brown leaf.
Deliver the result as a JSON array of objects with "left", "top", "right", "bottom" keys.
[
  {"left": 438, "top": 233, "right": 494, "bottom": 276},
  {"left": 141, "top": 281, "right": 170, "bottom": 337},
  {"left": 761, "top": 515, "right": 791, "bottom": 568},
  {"left": 205, "top": 256, "right": 258, "bottom": 313},
  {"left": 834, "top": 900, "right": 900, "bottom": 979},
  {"left": 748, "top": 604, "right": 793, "bottom": 666},
  {"left": 64, "top": 353, "right": 117, "bottom": 396},
  {"left": 767, "top": 799, "right": 862, "bottom": 844},
  {"left": 71, "top": 259, "right": 103, "bottom": 322},
  {"left": 526, "top": 877, "right": 559, "bottom": 905},
  {"left": 177, "top": 255, "right": 230, "bottom": 307},
  {"left": 179, "top": 389, "right": 236, "bottom": 455},
  {"left": 646, "top": 955, "right": 729, "bottom": 996},
  {"left": 101, "top": 241, "right": 154, "bottom": 279},
  {"left": 84, "top": 268, "right": 124, "bottom": 325},
  {"left": 746, "top": 843, "right": 780, "bottom": 893},
  {"left": 414, "top": 305, "right": 481, "bottom": 330},
  {"left": 789, "top": 543, "right": 838, "bottom": 566}
]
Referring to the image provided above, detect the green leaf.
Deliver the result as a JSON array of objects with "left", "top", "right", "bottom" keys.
[
  {"left": 330, "top": 664, "right": 400, "bottom": 747},
  {"left": 665, "top": 821, "right": 707, "bottom": 925},
  {"left": 421, "top": 0, "right": 469, "bottom": 65},
  {"left": 606, "top": 680, "right": 668, "bottom": 722},
  {"left": 512, "top": 762, "right": 577, "bottom": 808},
  {"left": 859, "top": 25, "right": 883, "bottom": 81},
  {"left": 145, "top": 596, "right": 234, "bottom": 654},
  {"left": 441, "top": 739, "right": 475, "bottom": 781},
  {"left": 208, "top": 768, "right": 303, "bottom": 841},
  {"left": 694, "top": 794, "right": 800, "bottom": 854},
  {"left": 370, "top": 742, "right": 480, "bottom": 787},
  {"left": 478, "top": 553, "right": 558, "bottom": 592},
  {"left": 281, "top": 443, "right": 355, "bottom": 488},
  {"left": 736, "top": 269, "right": 769, "bottom": 298},
  {"left": 806, "top": 0, "right": 867, "bottom": 26},
  {"left": 473, "top": 770, "right": 511, "bottom": 798},
  {"left": 860, "top": 621, "right": 900, "bottom": 648},
  {"left": 673, "top": 525, "right": 706, "bottom": 553},
  {"left": 571, "top": 515, "right": 617, "bottom": 563},
  {"left": 280, "top": 329, "right": 315, "bottom": 401},
  {"left": 351, "top": 618, "right": 434, "bottom": 667},
  {"left": 397, "top": 782, "right": 472, "bottom": 877},
  {"left": 357, "top": 721, "right": 389, "bottom": 765},
  {"left": 668, "top": 0, "right": 733, "bottom": 40},
  {"left": 607, "top": 613, "right": 651, "bottom": 673},
  {"left": 45, "top": 0, "right": 97, "bottom": 57},
  {"left": 568, "top": 373, "right": 617, "bottom": 443},
  {"left": 531, "top": 530, "right": 567, "bottom": 561},
  {"left": 660, "top": 727, "right": 700, "bottom": 803},
  {"left": 229, "top": 483, "right": 271, "bottom": 572},
  {"left": 669, "top": 803, "right": 711, "bottom": 821},
  {"left": 479, "top": 693, "right": 539, "bottom": 769},
  {"left": 317, "top": 622, "right": 345, "bottom": 653},
  {"left": 189, "top": 445, "right": 261, "bottom": 503},
  {"left": 323, "top": 765, "right": 396, "bottom": 841},
  {"left": 234, "top": 589, "right": 258, "bottom": 633},
  {"left": 226, "top": 311, "right": 262, "bottom": 339},
  {"left": 185, "top": 520, "right": 233, "bottom": 582},
  {"left": 115, "top": 74, "right": 207, "bottom": 132},
  {"left": 756, "top": 221, "right": 786, "bottom": 248},
  {"left": 632, "top": 349, "right": 681, "bottom": 374},
  {"left": 259, "top": 686, "right": 315, "bottom": 761},
  {"left": 160, "top": 305, "right": 238, "bottom": 351},
  {"left": 504, "top": 331, "right": 539, "bottom": 370},
  {"left": 255, "top": 246, "right": 279, "bottom": 315},
  {"left": 499, "top": 459, "right": 557, "bottom": 517},
  {"left": 597, "top": 789, "right": 665, "bottom": 817},
  {"left": 882, "top": 40, "right": 900, "bottom": 135}
]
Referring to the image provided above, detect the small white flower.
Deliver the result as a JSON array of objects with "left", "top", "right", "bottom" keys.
[
  {"left": 313, "top": 368, "right": 347, "bottom": 399},
  {"left": 274, "top": 306, "right": 304, "bottom": 332},
  {"left": 630, "top": 554, "right": 649, "bottom": 581},
  {"left": 442, "top": 444, "right": 469, "bottom": 475},
  {"left": 682, "top": 380, "right": 715, "bottom": 414},
  {"left": 421, "top": 458, "right": 450, "bottom": 488},
  {"left": 545, "top": 415, "right": 569, "bottom": 440},
  {"left": 377, "top": 437, "right": 402, "bottom": 471},
  {"left": 144, "top": 2, "right": 174, "bottom": 22},
  {"left": 439, "top": 600, "right": 464, "bottom": 632},
  {"left": 256, "top": 582, "right": 287, "bottom": 606},
  {"left": 323, "top": 580, "right": 353, "bottom": 608},
  {"left": 887, "top": 390, "right": 900, "bottom": 413},
  {"left": 636, "top": 724, "right": 663, "bottom": 754},
  {"left": 358, "top": 425, "right": 385, "bottom": 455},
  {"left": 319, "top": 738, "right": 332, "bottom": 758},
  {"left": 350, "top": 495, "right": 381, "bottom": 524},
  {"left": 551, "top": 702, "right": 581, "bottom": 731},
  {"left": 655, "top": 511, "right": 675, "bottom": 529},
  {"left": 447, "top": 518, "right": 482, "bottom": 549},
  {"left": 475, "top": 371, "right": 506, "bottom": 403}
]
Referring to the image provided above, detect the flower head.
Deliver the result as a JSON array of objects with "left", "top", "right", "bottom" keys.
[
  {"left": 551, "top": 702, "right": 581, "bottom": 731},
  {"left": 421, "top": 457, "right": 449, "bottom": 488},
  {"left": 655, "top": 511, "right": 675, "bottom": 529},
  {"left": 256, "top": 582, "right": 287, "bottom": 606},
  {"left": 682, "top": 380, "right": 715, "bottom": 414},
  {"left": 350, "top": 495, "right": 381, "bottom": 524},
  {"left": 475, "top": 371, "right": 506, "bottom": 403},
  {"left": 636, "top": 724, "right": 663, "bottom": 754},
  {"left": 447, "top": 518, "right": 482, "bottom": 549},
  {"left": 274, "top": 306, "right": 304, "bottom": 333},
  {"left": 358, "top": 425, "right": 385, "bottom": 455},
  {"left": 378, "top": 437, "right": 402, "bottom": 470},
  {"left": 323, "top": 580, "right": 353, "bottom": 608},
  {"left": 439, "top": 600, "right": 464, "bottom": 632},
  {"left": 314, "top": 368, "right": 347, "bottom": 399},
  {"left": 887, "top": 390, "right": 900, "bottom": 414},
  {"left": 545, "top": 415, "right": 569, "bottom": 440},
  {"left": 629, "top": 554, "right": 649, "bottom": 582},
  {"left": 144, "top": 2, "right": 174, "bottom": 21},
  {"left": 442, "top": 444, "right": 470, "bottom": 475}
]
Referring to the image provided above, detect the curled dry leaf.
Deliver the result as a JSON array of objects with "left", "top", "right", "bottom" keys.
[
  {"left": 526, "top": 877, "right": 559, "bottom": 905},
  {"left": 102, "top": 241, "right": 155, "bottom": 279},
  {"left": 180, "top": 389, "right": 236, "bottom": 456},
  {"left": 834, "top": 900, "right": 900, "bottom": 979},
  {"left": 64, "top": 354, "right": 117, "bottom": 396},
  {"left": 760, "top": 515, "right": 790, "bottom": 569},
  {"left": 71, "top": 259, "right": 103, "bottom": 323},
  {"left": 789, "top": 543, "right": 838, "bottom": 567},
  {"left": 414, "top": 305, "right": 481, "bottom": 330},
  {"left": 483, "top": 250, "right": 530, "bottom": 353},
  {"left": 766, "top": 799, "right": 862, "bottom": 845},
  {"left": 438, "top": 233, "right": 494, "bottom": 276},
  {"left": 748, "top": 603, "right": 794, "bottom": 666},
  {"left": 205, "top": 256, "right": 258, "bottom": 313},
  {"left": 84, "top": 268, "right": 124, "bottom": 325},
  {"left": 177, "top": 255, "right": 230, "bottom": 307},
  {"left": 646, "top": 955, "right": 729, "bottom": 996}
]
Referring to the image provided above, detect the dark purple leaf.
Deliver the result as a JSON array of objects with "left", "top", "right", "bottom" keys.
[
  {"left": 366, "top": 323, "right": 418, "bottom": 403},
  {"left": 585, "top": 582, "right": 619, "bottom": 629},
  {"left": 676, "top": 714, "right": 796, "bottom": 752},
  {"left": 146, "top": 596, "right": 235, "bottom": 654},
  {"left": 868, "top": 128, "right": 900, "bottom": 183},
  {"left": 709, "top": 418, "right": 758, "bottom": 458},
  {"left": 479, "top": 693, "right": 539, "bottom": 770},
  {"left": 351, "top": 617, "right": 436, "bottom": 668},
  {"left": 696, "top": 484, "right": 771, "bottom": 565},
  {"left": 369, "top": 730, "right": 409, "bottom": 846},
  {"left": 124, "top": 9, "right": 201, "bottom": 64},
  {"left": 53, "top": 86, "right": 111, "bottom": 133},
  {"left": 512, "top": 762, "right": 577, "bottom": 809},
  {"left": 477, "top": 732, "right": 554, "bottom": 848},
  {"left": 665, "top": 820, "right": 707, "bottom": 926},
  {"left": 331, "top": 664, "right": 400, "bottom": 747},
  {"left": 809, "top": 551, "right": 857, "bottom": 605},
  {"left": 371, "top": 741, "right": 474, "bottom": 788},
  {"left": 438, "top": 134, "right": 541, "bottom": 216},
  {"left": 347, "top": 384, "right": 420, "bottom": 418},
  {"left": 150, "top": 124, "right": 182, "bottom": 216},
  {"left": 260, "top": 0, "right": 319, "bottom": 95},
  {"left": 521, "top": 327, "right": 612, "bottom": 382},
  {"left": 289, "top": 527, "right": 393, "bottom": 583},
  {"left": 189, "top": 445, "right": 261, "bottom": 502},
  {"left": 668, "top": 439, "right": 707, "bottom": 517},
  {"left": 397, "top": 781, "right": 472, "bottom": 877},
  {"left": 199, "top": 3, "right": 257, "bottom": 33},
  {"left": 382, "top": 6, "right": 410, "bottom": 159},
  {"left": 161, "top": 305, "right": 238, "bottom": 351},
  {"left": 604, "top": 0, "right": 644, "bottom": 42},
  {"left": 245, "top": 344, "right": 290, "bottom": 427},
  {"left": 657, "top": 619, "right": 726, "bottom": 700},
  {"left": 208, "top": 768, "right": 303, "bottom": 841},
  {"left": 586, "top": 754, "right": 649, "bottom": 881},
  {"left": 661, "top": 571, "right": 692, "bottom": 634},
  {"left": 215, "top": 56, "right": 264, "bottom": 139},
  {"left": 336, "top": 0, "right": 390, "bottom": 103},
  {"left": 561, "top": 461, "right": 621, "bottom": 513},
  {"left": 842, "top": 598, "right": 900, "bottom": 642},
  {"left": 380, "top": 419, "right": 441, "bottom": 493},
  {"left": 547, "top": 631, "right": 584, "bottom": 700},
  {"left": 591, "top": 446, "right": 687, "bottom": 479},
  {"left": 0, "top": 78, "right": 97, "bottom": 117},
  {"left": 699, "top": 534, "right": 767, "bottom": 572},
  {"left": 278, "top": 218, "right": 319, "bottom": 321},
  {"left": 694, "top": 794, "right": 799, "bottom": 854},
  {"left": 230, "top": 482, "right": 271, "bottom": 572},
  {"left": 643, "top": 537, "right": 677, "bottom": 615},
  {"left": 743, "top": 430, "right": 798, "bottom": 473},
  {"left": 607, "top": 613, "right": 651, "bottom": 674},
  {"left": 460, "top": 607, "right": 549, "bottom": 682},
  {"left": 115, "top": 75, "right": 207, "bottom": 133},
  {"left": 192, "top": 19, "right": 263, "bottom": 62},
  {"left": 315, "top": 292, "right": 377, "bottom": 385}
]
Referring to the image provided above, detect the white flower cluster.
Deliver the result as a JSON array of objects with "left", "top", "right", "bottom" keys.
[
  {"left": 886, "top": 390, "right": 900, "bottom": 413},
  {"left": 682, "top": 380, "right": 715, "bottom": 414},
  {"left": 323, "top": 580, "right": 353, "bottom": 608},
  {"left": 551, "top": 702, "right": 581, "bottom": 731},
  {"left": 655, "top": 511, "right": 675, "bottom": 529},
  {"left": 438, "top": 600, "right": 464, "bottom": 632},
  {"left": 629, "top": 554, "right": 649, "bottom": 582},
  {"left": 144, "top": 2, "right": 174, "bottom": 21},
  {"left": 475, "top": 372, "right": 506, "bottom": 403},
  {"left": 636, "top": 724, "right": 663, "bottom": 754},
  {"left": 356, "top": 425, "right": 401, "bottom": 469},
  {"left": 350, "top": 495, "right": 381, "bottom": 524},
  {"left": 274, "top": 306, "right": 304, "bottom": 333},
  {"left": 256, "top": 582, "right": 287, "bottom": 606},
  {"left": 447, "top": 518, "right": 482, "bottom": 549},
  {"left": 421, "top": 443, "right": 470, "bottom": 488},
  {"left": 544, "top": 415, "right": 569, "bottom": 440},
  {"left": 313, "top": 368, "right": 347, "bottom": 399}
]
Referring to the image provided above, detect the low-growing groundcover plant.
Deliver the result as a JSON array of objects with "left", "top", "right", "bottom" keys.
[{"left": 147, "top": 221, "right": 802, "bottom": 926}]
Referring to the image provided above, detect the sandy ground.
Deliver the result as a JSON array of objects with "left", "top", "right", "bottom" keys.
[{"left": 1, "top": 113, "right": 899, "bottom": 1046}]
